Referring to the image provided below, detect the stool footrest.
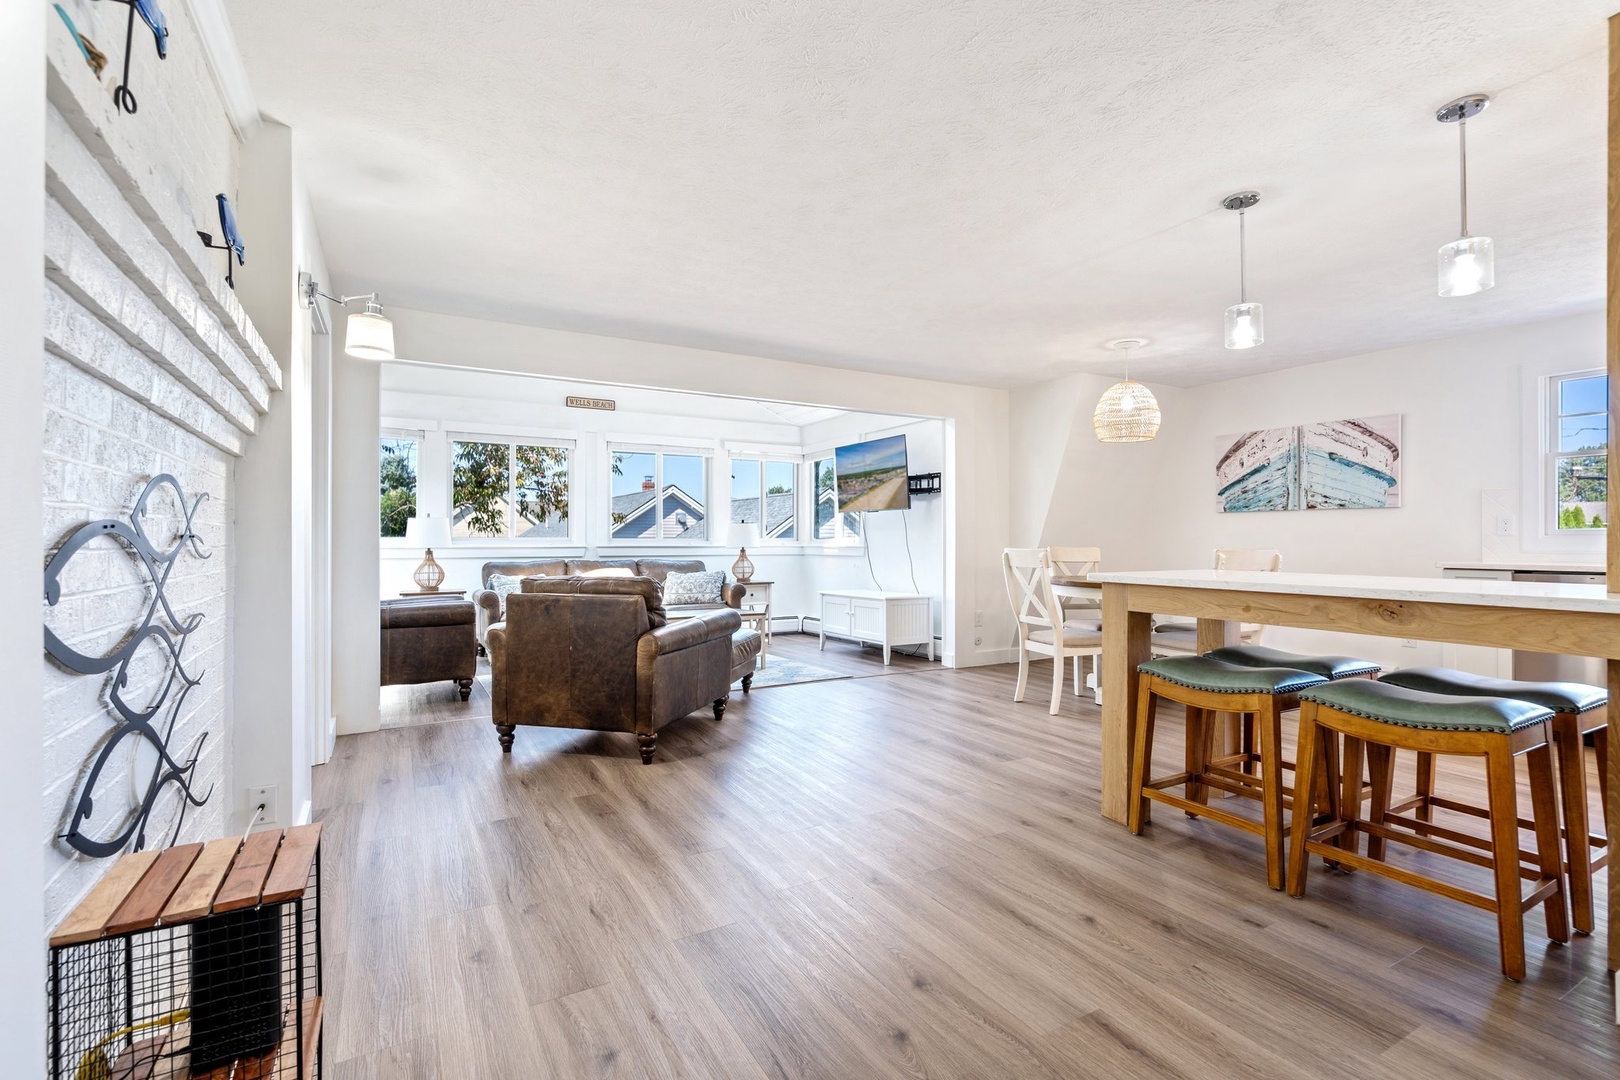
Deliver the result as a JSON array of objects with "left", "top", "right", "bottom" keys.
[
  {"left": 1142, "top": 788, "right": 1271, "bottom": 839},
  {"left": 1301, "top": 837, "right": 1498, "bottom": 912}
]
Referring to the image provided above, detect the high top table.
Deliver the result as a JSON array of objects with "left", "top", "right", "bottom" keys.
[{"left": 1086, "top": 568, "right": 1620, "bottom": 971}]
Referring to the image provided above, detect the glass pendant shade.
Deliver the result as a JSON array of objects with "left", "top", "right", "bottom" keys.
[
  {"left": 345, "top": 305, "right": 395, "bottom": 360},
  {"left": 1093, "top": 380, "right": 1161, "bottom": 443},
  {"left": 1437, "top": 235, "right": 1494, "bottom": 297},
  {"left": 1224, "top": 302, "right": 1264, "bottom": 350}
]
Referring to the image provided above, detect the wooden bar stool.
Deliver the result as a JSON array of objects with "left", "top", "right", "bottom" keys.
[
  {"left": 1287, "top": 679, "right": 1569, "bottom": 981},
  {"left": 1377, "top": 667, "right": 1610, "bottom": 935},
  {"left": 1205, "top": 646, "right": 1381, "bottom": 817},
  {"left": 1128, "top": 655, "right": 1329, "bottom": 890}
]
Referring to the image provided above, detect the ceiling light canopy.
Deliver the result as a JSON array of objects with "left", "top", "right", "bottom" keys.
[
  {"left": 1436, "top": 94, "right": 1493, "bottom": 297},
  {"left": 1222, "top": 191, "right": 1263, "bottom": 350},
  {"left": 1094, "top": 338, "right": 1160, "bottom": 443}
]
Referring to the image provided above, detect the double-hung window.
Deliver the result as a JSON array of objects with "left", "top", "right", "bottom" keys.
[
  {"left": 379, "top": 433, "right": 419, "bottom": 538},
  {"left": 450, "top": 436, "right": 573, "bottom": 539},
  {"left": 609, "top": 446, "right": 710, "bottom": 541},
  {"left": 730, "top": 457, "right": 798, "bottom": 541},
  {"left": 810, "top": 456, "right": 862, "bottom": 543},
  {"left": 1549, "top": 371, "right": 1608, "bottom": 531}
]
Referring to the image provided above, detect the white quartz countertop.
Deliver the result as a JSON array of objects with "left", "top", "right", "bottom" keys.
[
  {"left": 1085, "top": 569, "right": 1620, "bottom": 615},
  {"left": 1438, "top": 561, "right": 1605, "bottom": 574}
]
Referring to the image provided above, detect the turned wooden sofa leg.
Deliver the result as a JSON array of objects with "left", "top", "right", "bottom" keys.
[
  {"left": 495, "top": 723, "right": 515, "bottom": 753},
  {"left": 638, "top": 733, "right": 658, "bottom": 764},
  {"left": 742, "top": 674, "right": 753, "bottom": 693},
  {"left": 456, "top": 677, "right": 473, "bottom": 701},
  {"left": 713, "top": 697, "right": 727, "bottom": 721}
]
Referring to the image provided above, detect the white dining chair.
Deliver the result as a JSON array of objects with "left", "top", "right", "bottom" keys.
[
  {"left": 1152, "top": 548, "right": 1283, "bottom": 654},
  {"left": 1048, "top": 546, "right": 1104, "bottom": 697},
  {"left": 1003, "top": 548, "right": 1103, "bottom": 715}
]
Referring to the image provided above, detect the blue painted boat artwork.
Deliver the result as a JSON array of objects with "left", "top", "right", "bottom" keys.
[
  {"left": 1215, "top": 413, "right": 1401, "bottom": 513},
  {"left": 1215, "top": 426, "right": 1299, "bottom": 512},
  {"left": 1301, "top": 415, "right": 1401, "bottom": 509}
]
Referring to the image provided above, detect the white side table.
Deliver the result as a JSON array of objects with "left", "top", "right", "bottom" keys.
[
  {"left": 818, "top": 590, "right": 932, "bottom": 665},
  {"left": 738, "top": 580, "right": 772, "bottom": 654}
]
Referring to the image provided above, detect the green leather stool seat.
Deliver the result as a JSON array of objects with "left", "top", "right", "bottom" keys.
[
  {"left": 1137, "top": 655, "right": 1327, "bottom": 695},
  {"left": 1378, "top": 667, "right": 1606, "bottom": 715},
  {"left": 1301, "top": 679, "right": 1554, "bottom": 733},
  {"left": 1206, "top": 645, "right": 1380, "bottom": 682}
]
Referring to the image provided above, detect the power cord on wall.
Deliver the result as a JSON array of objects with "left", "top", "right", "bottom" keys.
[
  {"left": 901, "top": 509, "right": 921, "bottom": 595},
  {"left": 862, "top": 512, "right": 882, "bottom": 590}
]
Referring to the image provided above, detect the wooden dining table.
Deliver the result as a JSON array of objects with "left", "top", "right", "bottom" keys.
[{"left": 1085, "top": 567, "right": 1620, "bottom": 970}]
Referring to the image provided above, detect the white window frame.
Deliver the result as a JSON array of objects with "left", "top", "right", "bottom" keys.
[
  {"left": 606, "top": 443, "right": 713, "bottom": 546},
  {"left": 1545, "top": 369, "right": 1608, "bottom": 535},
  {"left": 728, "top": 449, "right": 802, "bottom": 547},
  {"left": 378, "top": 428, "right": 422, "bottom": 546},
  {"left": 447, "top": 432, "right": 578, "bottom": 544},
  {"left": 805, "top": 451, "right": 863, "bottom": 547}
]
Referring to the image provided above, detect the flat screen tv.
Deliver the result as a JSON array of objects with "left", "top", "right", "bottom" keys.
[{"left": 835, "top": 434, "right": 910, "bottom": 512}]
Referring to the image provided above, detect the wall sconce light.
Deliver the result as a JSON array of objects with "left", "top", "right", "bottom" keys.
[
  {"left": 99, "top": 0, "right": 169, "bottom": 114},
  {"left": 299, "top": 273, "right": 396, "bottom": 360},
  {"left": 1222, "top": 191, "right": 1263, "bottom": 349},
  {"left": 1436, "top": 94, "right": 1494, "bottom": 297},
  {"left": 196, "top": 194, "right": 244, "bottom": 289}
]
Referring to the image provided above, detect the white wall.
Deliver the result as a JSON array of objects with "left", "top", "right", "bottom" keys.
[
  {"left": 233, "top": 121, "right": 328, "bottom": 831},
  {"left": 2, "top": 2, "right": 46, "bottom": 1069},
  {"left": 1022, "top": 310, "right": 1605, "bottom": 670},
  {"left": 333, "top": 306, "right": 1011, "bottom": 731}
]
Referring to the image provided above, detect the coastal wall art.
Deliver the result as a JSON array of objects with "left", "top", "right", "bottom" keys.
[{"left": 1215, "top": 414, "right": 1402, "bottom": 513}]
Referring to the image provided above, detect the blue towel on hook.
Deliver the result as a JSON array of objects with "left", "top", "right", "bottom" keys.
[{"left": 135, "top": 0, "right": 169, "bottom": 58}]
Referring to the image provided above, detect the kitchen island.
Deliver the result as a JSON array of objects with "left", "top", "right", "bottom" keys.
[{"left": 1087, "top": 568, "right": 1620, "bottom": 970}]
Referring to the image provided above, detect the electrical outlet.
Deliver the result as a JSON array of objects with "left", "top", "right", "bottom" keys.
[
  {"left": 1494, "top": 514, "right": 1515, "bottom": 537},
  {"left": 247, "top": 784, "right": 279, "bottom": 827},
  {"left": 974, "top": 610, "right": 983, "bottom": 627},
  {"left": 1400, "top": 639, "right": 1418, "bottom": 649}
]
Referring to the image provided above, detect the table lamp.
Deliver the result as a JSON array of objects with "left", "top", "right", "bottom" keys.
[{"left": 403, "top": 514, "right": 453, "bottom": 592}]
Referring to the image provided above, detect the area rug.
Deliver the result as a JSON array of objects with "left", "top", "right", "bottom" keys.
[{"left": 741, "top": 655, "right": 852, "bottom": 689}]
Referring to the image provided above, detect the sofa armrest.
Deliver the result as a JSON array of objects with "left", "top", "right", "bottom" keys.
[
  {"left": 724, "top": 583, "right": 746, "bottom": 609},
  {"left": 474, "top": 589, "right": 501, "bottom": 643},
  {"left": 642, "top": 608, "right": 742, "bottom": 656},
  {"left": 487, "top": 623, "right": 507, "bottom": 723}
]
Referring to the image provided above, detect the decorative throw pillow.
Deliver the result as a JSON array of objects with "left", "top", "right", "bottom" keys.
[
  {"left": 486, "top": 572, "right": 529, "bottom": 618},
  {"left": 662, "top": 569, "right": 724, "bottom": 606},
  {"left": 582, "top": 567, "right": 635, "bottom": 578}
]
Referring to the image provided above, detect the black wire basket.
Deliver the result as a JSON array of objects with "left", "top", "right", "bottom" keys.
[{"left": 47, "top": 826, "right": 323, "bottom": 1080}]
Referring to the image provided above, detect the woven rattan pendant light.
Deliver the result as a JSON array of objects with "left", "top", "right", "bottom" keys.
[{"left": 1093, "top": 339, "right": 1160, "bottom": 443}]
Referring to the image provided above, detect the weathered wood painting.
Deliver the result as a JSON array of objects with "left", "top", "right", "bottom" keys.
[{"left": 1215, "top": 414, "right": 1401, "bottom": 513}]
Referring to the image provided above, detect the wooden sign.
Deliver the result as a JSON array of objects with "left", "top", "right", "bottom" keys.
[{"left": 566, "top": 396, "right": 615, "bottom": 411}]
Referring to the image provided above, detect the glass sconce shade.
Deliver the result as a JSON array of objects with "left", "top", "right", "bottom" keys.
[
  {"left": 1224, "top": 302, "right": 1264, "bottom": 350},
  {"left": 1093, "top": 380, "right": 1161, "bottom": 443},
  {"left": 1437, "top": 235, "right": 1494, "bottom": 297},
  {"left": 345, "top": 308, "right": 395, "bottom": 360}
]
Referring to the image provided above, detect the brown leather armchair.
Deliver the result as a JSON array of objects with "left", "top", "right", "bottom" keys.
[{"left": 487, "top": 575, "right": 741, "bottom": 763}]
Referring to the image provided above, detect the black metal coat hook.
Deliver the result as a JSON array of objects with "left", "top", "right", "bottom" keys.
[
  {"left": 197, "top": 193, "right": 245, "bottom": 289},
  {"left": 95, "top": 0, "right": 168, "bottom": 115}
]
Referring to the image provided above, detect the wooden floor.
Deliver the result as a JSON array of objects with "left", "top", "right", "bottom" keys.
[{"left": 323, "top": 635, "right": 1617, "bottom": 1079}]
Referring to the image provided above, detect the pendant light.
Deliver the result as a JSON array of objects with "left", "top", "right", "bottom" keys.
[
  {"left": 1093, "top": 339, "right": 1160, "bottom": 443},
  {"left": 1436, "top": 94, "right": 1493, "bottom": 297},
  {"left": 1222, "top": 191, "right": 1263, "bottom": 349}
]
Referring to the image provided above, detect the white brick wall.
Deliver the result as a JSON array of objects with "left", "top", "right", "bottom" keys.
[{"left": 41, "top": 11, "right": 275, "bottom": 932}]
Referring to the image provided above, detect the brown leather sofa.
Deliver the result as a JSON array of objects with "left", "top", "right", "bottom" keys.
[
  {"left": 473, "top": 558, "right": 745, "bottom": 648},
  {"left": 380, "top": 595, "right": 477, "bottom": 699},
  {"left": 487, "top": 575, "right": 741, "bottom": 763}
]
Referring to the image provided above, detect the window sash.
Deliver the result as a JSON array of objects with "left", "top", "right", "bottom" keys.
[
  {"left": 1548, "top": 371, "right": 1608, "bottom": 533},
  {"left": 379, "top": 434, "right": 419, "bottom": 539},
  {"left": 729, "top": 457, "right": 797, "bottom": 542},
  {"left": 608, "top": 446, "right": 711, "bottom": 543},
  {"left": 451, "top": 437, "right": 573, "bottom": 541}
]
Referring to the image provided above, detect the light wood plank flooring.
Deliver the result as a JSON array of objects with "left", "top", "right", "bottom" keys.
[{"left": 323, "top": 634, "right": 1617, "bottom": 1079}]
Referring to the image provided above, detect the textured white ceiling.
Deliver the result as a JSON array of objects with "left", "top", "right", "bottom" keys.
[{"left": 226, "top": 1, "right": 1613, "bottom": 388}]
